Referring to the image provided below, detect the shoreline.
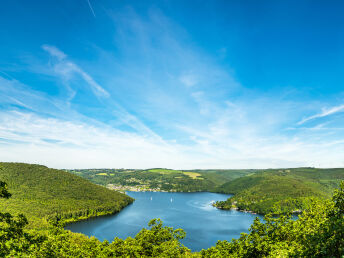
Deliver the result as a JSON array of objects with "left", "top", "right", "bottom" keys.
[{"left": 63, "top": 199, "right": 134, "bottom": 227}]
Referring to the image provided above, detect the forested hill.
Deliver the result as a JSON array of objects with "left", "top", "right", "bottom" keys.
[
  {"left": 0, "top": 162, "right": 133, "bottom": 229},
  {"left": 68, "top": 168, "right": 257, "bottom": 192},
  {"left": 215, "top": 167, "right": 344, "bottom": 214},
  {"left": 1, "top": 165, "right": 344, "bottom": 256}
]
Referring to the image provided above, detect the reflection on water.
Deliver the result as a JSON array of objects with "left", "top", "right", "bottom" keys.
[{"left": 65, "top": 191, "right": 262, "bottom": 251}]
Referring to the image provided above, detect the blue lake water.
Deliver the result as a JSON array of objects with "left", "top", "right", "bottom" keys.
[{"left": 65, "top": 191, "right": 262, "bottom": 251}]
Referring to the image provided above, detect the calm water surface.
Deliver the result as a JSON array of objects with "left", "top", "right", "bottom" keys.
[{"left": 65, "top": 191, "right": 262, "bottom": 251}]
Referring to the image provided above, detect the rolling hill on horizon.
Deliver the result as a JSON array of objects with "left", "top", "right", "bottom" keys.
[
  {"left": 68, "top": 167, "right": 258, "bottom": 192},
  {"left": 68, "top": 166, "right": 344, "bottom": 214}
]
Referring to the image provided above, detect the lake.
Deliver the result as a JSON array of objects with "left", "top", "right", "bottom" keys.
[{"left": 65, "top": 191, "right": 262, "bottom": 251}]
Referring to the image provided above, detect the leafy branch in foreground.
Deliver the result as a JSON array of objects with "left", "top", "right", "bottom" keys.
[{"left": 27, "top": 218, "right": 192, "bottom": 257}]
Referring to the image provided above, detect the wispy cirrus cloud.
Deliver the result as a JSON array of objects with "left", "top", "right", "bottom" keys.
[
  {"left": 0, "top": 110, "right": 179, "bottom": 168},
  {"left": 0, "top": 77, "right": 162, "bottom": 149},
  {"left": 1, "top": 45, "right": 163, "bottom": 143},
  {"left": 1, "top": 109, "right": 344, "bottom": 169},
  {"left": 42, "top": 45, "right": 66, "bottom": 61},
  {"left": 0, "top": 76, "right": 63, "bottom": 115},
  {"left": 86, "top": 0, "right": 96, "bottom": 18},
  {"left": 42, "top": 44, "right": 109, "bottom": 98},
  {"left": 1, "top": 5, "right": 344, "bottom": 169},
  {"left": 298, "top": 104, "right": 344, "bottom": 125},
  {"left": 179, "top": 73, "right": 198, "bottom": 87},
  {"left": 1, "top": 63, "right": 344, "bottom": 168}
]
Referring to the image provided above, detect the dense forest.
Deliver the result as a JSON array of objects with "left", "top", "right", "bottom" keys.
[
  {"left": 215, "top": 168, "right": 344, "bottom": 214},
  {"left": 1, "top": 168, "right": 344, "bottom": 256},
  {"left": 68, "top": 168, "right": 256, "bottom": 192},
  {"left": 69, "top": 167, "right": 344, "bottom": 214},
  {"left": 0, "top": 163, "right": 133, "bottom": 229}
]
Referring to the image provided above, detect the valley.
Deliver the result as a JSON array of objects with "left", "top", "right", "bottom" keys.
[
  {"left": 68, "top": 166, "right": 344, "bottom": 214},
  {"left": 0, "top": 162, "right": 343, "bottom": 256}
]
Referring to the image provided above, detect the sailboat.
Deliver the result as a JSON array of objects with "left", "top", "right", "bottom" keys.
[
  {"left": 170, "top": 198, "right": 173, "bottom": 202},
  {"left": 150, "top": 196, "right": 152, "bottom": 201}
]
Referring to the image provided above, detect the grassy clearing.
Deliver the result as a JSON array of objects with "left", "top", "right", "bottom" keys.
[
  {"left": 96, "top": 173, "right": 108, "bottom": 176},
  {"left": 148, "top": 169, "right": 203, "bottom": 179},
  {"left": 147, "top": 168, "right": 183, "bottom": 174},
  {"left": 183, "top": 172, "right": 202, "bottom": 179}
]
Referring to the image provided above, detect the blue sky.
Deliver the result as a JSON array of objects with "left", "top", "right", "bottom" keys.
[{"left": 1, "top": 0, "right": 344, "bottom": 169}]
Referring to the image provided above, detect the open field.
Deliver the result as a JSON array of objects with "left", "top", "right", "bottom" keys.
[{"left": 183, "top": 172, "right": 202, "bottom": 179}]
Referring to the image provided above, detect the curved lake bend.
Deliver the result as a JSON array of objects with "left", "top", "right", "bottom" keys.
[{"left": 65, "top": 191, "right": 262, "bottom": 251}]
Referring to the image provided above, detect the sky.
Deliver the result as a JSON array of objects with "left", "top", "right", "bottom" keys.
[{"left": 1, "top": 0, "right": 344, "bottom": 169}]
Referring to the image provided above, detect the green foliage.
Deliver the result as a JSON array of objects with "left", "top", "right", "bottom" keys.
[
  {"left": 1, "top": 173, "right": 344, "bottom": 257},
  {"left": 9, "top": 218, "right": 192, "bottom": 257},
  {"left": 0, "top": 180, "right": 45, "bottom": 257},
  {"left": 202, "top": 182, "right": 344, "bottom": 257},
  {"left": 0, "top": 181, "right": 11, "bottom": 199},
  {"left": 0, "top": 163, "right": 133, "bottom": 229},
  {"left": 107, "top": 218, "right": 191, "bottom": 257},
  {"left": 0, "top": 163, "right": 344, "bottom": 257},
  {"left": 70, "top": 167, "right": 344, "bottom": 214},
  {"left": 214, "top": 168, "right": 344, "bottom": 214},
  {"left": 68, "top": 168, "right": 257, "bottom": 193}
]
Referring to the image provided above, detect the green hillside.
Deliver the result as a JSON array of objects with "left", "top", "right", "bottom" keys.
[
  {"left": 2, "top": 172, "right": 344, "bottom": 257},
  {"left": 0, "top": 162, "right": 133, "bottom": 229},
  {"left": 215, "top": 168, "right": 344, "bottom": 214},
  {"left": 1, "top": 163, "right": 344, "bottom": 256},
  {"left": 66, "top": 166, "right": 344, "bottom": 215},
  {"left": 68, "top": 168, "right": 256, "bottom": 192}
]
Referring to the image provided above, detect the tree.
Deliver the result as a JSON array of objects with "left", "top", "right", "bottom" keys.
[
  {"left": 0, "top": 181, "right": 11, "bottom": 199},
  {"left": 202, "top": 181, "right": 344, "bottom": 257},
  {"left": 107, "top": 218, "right": 191, "bottom": 257},
  {"left": 0, "top": 181, "right": 44, "bottom": 257}
]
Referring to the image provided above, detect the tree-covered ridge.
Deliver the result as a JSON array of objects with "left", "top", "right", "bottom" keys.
[
  {"left": 0, "top": 176, "right": 192, "bottom": 257},
  {"left": 0, "top": 162, "right": 133, "bottom": 229},
  {"left": 215, "top": 168, "right": 344, "bottom": 214},
  {"left": 68, "top": 168, "right": 257, "bottom": 192},
  {"left": 69, "top": 166, "right": 344, "bottom": 214},
  {"left": 203, "top": 182, "right": 344, "bottom": 257},
  {"left": 1, "top": 177, "right": 344, "bottom": 257}
]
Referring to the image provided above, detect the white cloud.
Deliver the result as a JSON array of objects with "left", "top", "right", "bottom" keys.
[
  {"left": 42, "top": 45, "right": 110, "bottom": 98},
  {"left": 1, "top": 110, "right": 344, "bottom": 169},
  {"left": 86, "top": 0, "right": 96, "bottom": 18},
  {"left": 0, "top": 76, "right": 63, "bottom": 115},
  {"left": 2, "top": 10, "right": 344, "bottom": 169},
  {"left": 191, "top": 91, "right": 211, "bottom": 115},
  {"left": 0, "top": 71, "right": 162, "bottom": 147},
  {"left": 298, "top": 104, "right": 344, "bottom": 125},
  {"left": 42, "top": 45, "right": 67, "bottom": 61},
  {"left": 0, "top": 111, "right": 181, "bottom": 168},
  {"left": 179, "top": 74, "right": 198, "bottom": 87}
]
